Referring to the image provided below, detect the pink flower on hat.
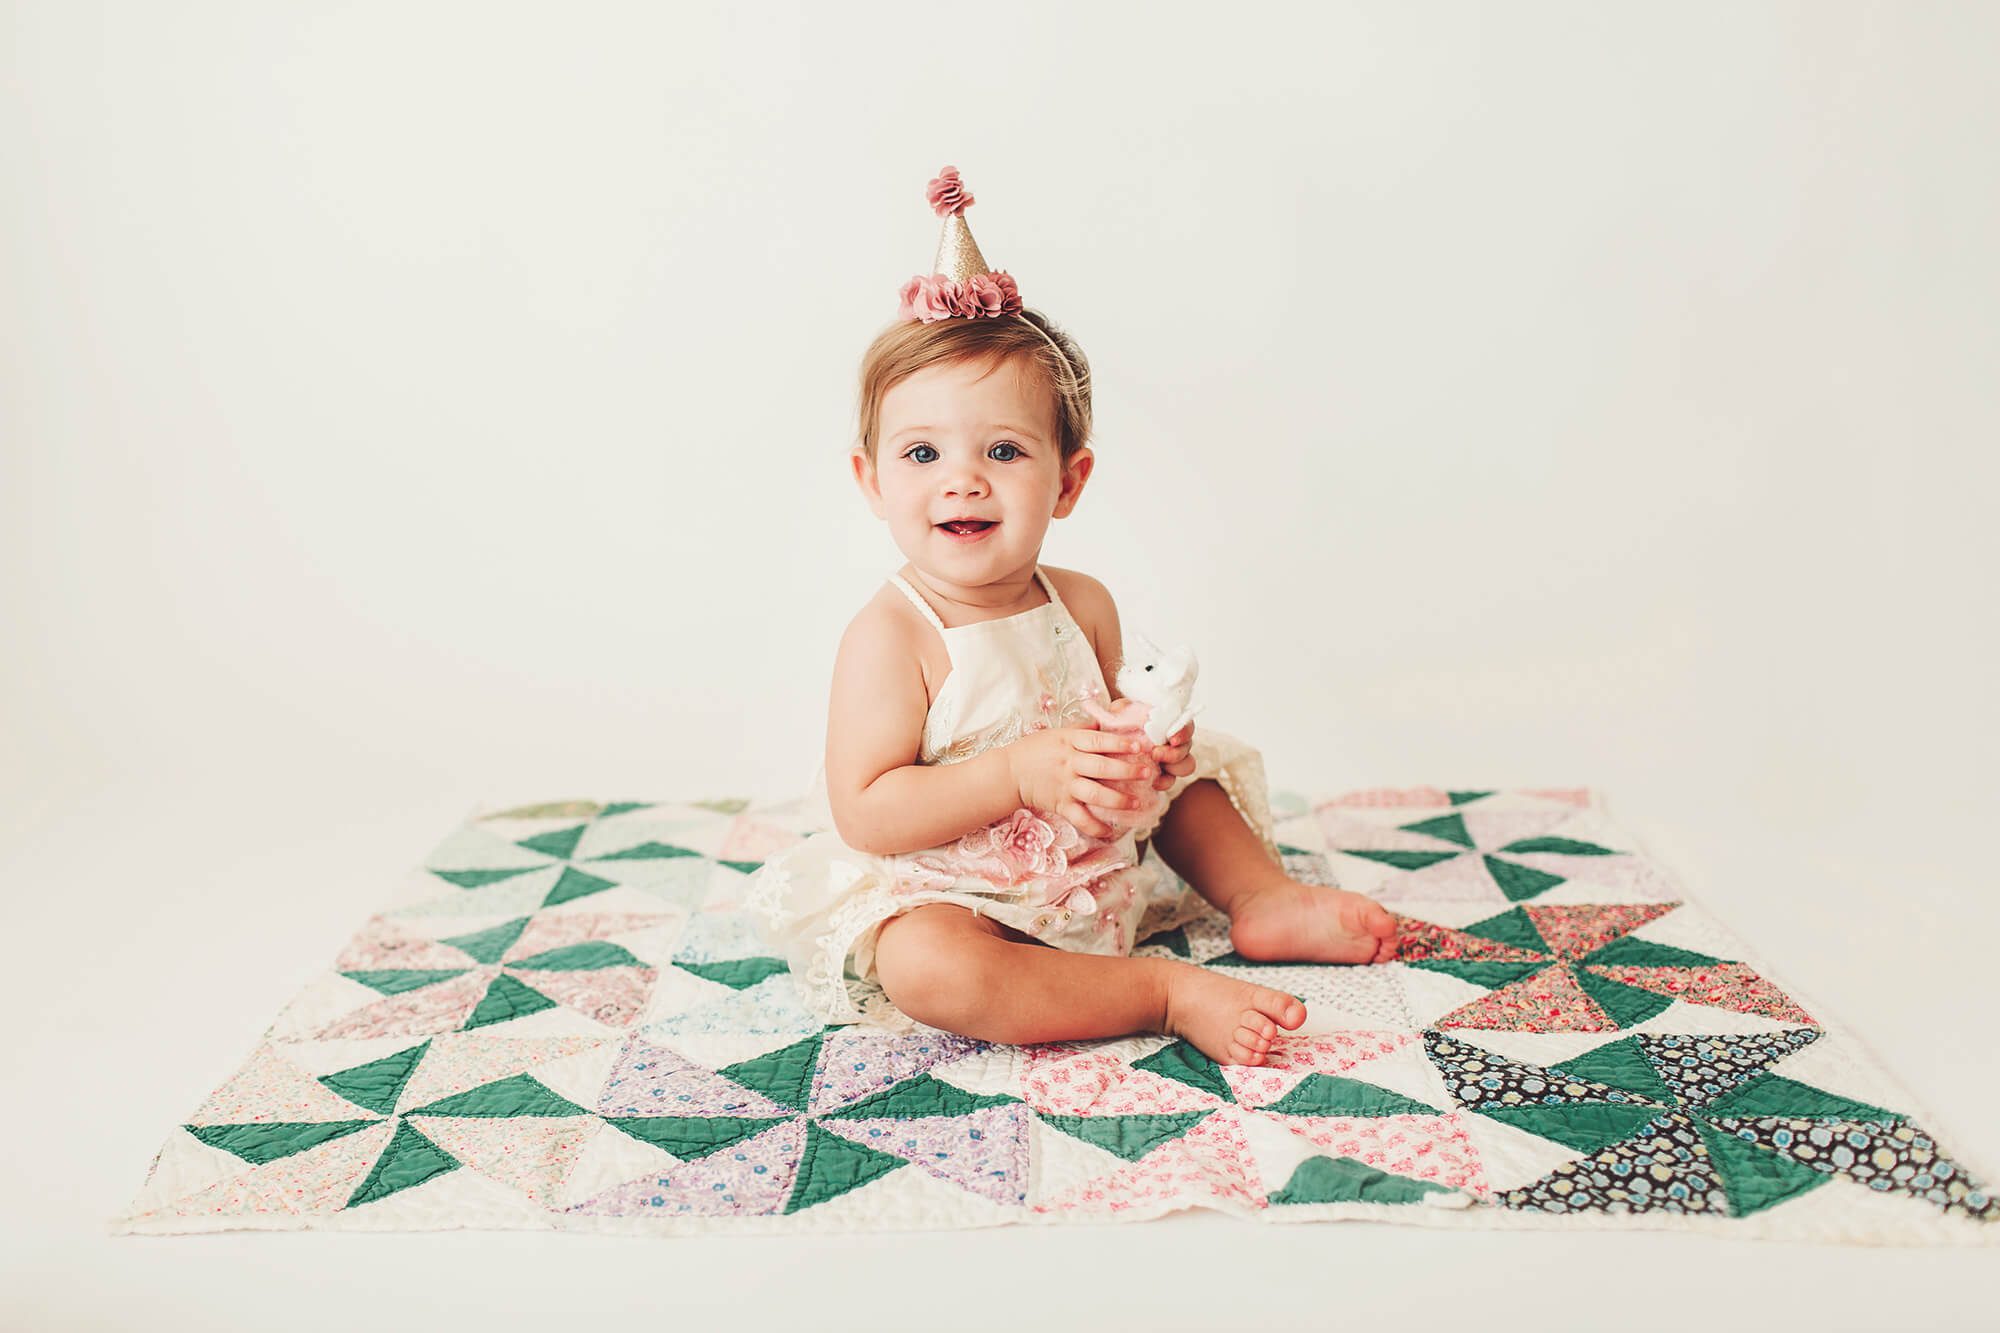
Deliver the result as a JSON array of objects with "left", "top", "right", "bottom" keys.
[
  {"left": 963, "top": 273, "right": 1010, "bottom": 316},
  {"left": 988, "top": 271, "right": 1023, "bottom": 315},
  {"left": 927, "top": 166, "right": 975, "bottom": 217},
  {"left": 896, "top": 275, "right": 959, "bottom": 323}
]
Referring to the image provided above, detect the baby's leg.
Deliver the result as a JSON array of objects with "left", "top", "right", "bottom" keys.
[
  {"left": 1154, "top": 779, "right": 1399, "bottom": 965},
  {"left": 872, "top": 904, "right": 1306, "bottom": 1066}
]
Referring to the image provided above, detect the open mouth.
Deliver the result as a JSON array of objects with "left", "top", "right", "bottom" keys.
[{"left": 937, "top": 520, "right": 997, "bottom": 538}]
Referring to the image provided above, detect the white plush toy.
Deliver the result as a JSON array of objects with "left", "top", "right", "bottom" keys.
[
  {"left": 1078, "top": 631, "right": 1205, "bottom": 830},
  {"left": 1109, "top": 631, "right": 1205, "bottom": 745}
]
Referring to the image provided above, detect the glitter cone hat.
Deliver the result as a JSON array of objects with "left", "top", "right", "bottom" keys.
[{"left": 896, "top": 166, "right": 1025, "bottom": 322}]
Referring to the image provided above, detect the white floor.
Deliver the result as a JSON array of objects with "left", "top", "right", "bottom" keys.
[{"left": 6, "top": 765, "right": 1997, "bottom": 1333}]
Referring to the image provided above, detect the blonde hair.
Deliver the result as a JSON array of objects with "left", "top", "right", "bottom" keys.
[{"left": 855, "top": 308, "right": 1093, "bottom": 466}]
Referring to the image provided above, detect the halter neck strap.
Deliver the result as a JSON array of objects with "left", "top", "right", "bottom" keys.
[
  {"left": 886, "top": 567, "right": 1061, "bottom": 632},
  {"left": 886, "top": 573, "right": 948, "bottom": 632}
]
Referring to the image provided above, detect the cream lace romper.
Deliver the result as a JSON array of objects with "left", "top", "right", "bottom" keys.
[{"left": 747, "top": 565, "right": 1281, "bottom": 1029}]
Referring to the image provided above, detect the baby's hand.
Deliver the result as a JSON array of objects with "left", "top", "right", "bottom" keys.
[
  {"left": 1007, "top": 726, "right": 1159, "bottom": 841},
  {"left": 1147, "top": 722, "right": 1196, "bottom": 791}
]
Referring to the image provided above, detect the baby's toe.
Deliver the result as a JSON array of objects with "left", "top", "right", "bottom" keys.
[
  {"left": 1228, "top": 1026, "right": 1270, "bottom": 1066},
  {"left": 1252, "top": 988, "right": 1307, "bottom": 1030}
]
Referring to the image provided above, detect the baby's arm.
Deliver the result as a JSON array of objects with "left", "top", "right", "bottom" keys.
[{"left": 823, "top": 600, "right": 1148, "bottom": 856}]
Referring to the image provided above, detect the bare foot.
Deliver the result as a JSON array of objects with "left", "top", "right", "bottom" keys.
[
  {"left": 1160, "top": 963, "right": 1308, "bottom": 1066},
  {"left": 1229, "top": 876, "right": 1400, "bottom": 965}
]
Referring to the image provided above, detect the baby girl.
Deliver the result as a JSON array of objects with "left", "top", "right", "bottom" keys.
[{"left": 750, "top": 167, "right": 1398, "bottom": 1066}]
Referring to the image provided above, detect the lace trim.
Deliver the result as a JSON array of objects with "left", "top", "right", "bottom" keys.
[{"left": 743, "top": 854, "right": 791, "bottom": 925}]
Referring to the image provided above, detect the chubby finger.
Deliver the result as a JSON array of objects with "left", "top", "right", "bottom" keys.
[
  {"left": 1071, "top": 777, "right": 1142, "bottom": 810},
  {"left": 1060, "top": 801, "right": 1116, "bottom": 840},
  {"left": 1165, "top": 756, "right": 1196, "bottom": 777},
  {"left": 1081, "top": 802, "right": 1135, "bottom": 831},
  {"left": 1071, "top": 729, "right": 1149, "bottom": 755},
  {"left": 1081, "top": 753, "right": 1160, "bottom": 783}
]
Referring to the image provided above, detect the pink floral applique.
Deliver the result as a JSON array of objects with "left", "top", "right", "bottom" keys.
[
  {"left": 897, "top": 806, "right": 1131, "bottom": 915},
  {"left": 962, "top": 808, "right": 1078, "bottom": 884}
]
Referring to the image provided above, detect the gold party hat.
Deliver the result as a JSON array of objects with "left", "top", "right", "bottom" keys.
[
  {"left": 933, "top": 208, "right": 990, "bottom": 284},
  {"left": 896, "top": 165, "right": 1023, "bottom": 322}
]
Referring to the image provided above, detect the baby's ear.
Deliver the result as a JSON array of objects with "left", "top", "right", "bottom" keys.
[
  {"left": 1053, "top": 447, "right": 1095, "bottom": 517},
  {"left": 850, "top": 448, "right": 886, "bottom": 518}
]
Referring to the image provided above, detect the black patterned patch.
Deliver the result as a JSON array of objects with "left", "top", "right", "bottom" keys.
[
  {"left": 1638, "top": 1030, "right": 1819, "bottom": 1109},
  {"left": 1709, "top": 1117, "right": 1998, "bottom": 1222},
  {"left": 1500, "top": 1113, "right": 1728, "bottom": 1215},
  {"left": 1424, "top": 1031, "right": 1661, "bottom": 1111}
]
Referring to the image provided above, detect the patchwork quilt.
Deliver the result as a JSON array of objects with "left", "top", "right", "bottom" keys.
[{"left": 113, "top": 786, "right": 1997, "bottom": 1243}]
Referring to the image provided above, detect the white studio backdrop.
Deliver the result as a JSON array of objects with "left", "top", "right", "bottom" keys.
[
  {"left": 5, "top": 2, "right": 1995, "bottom": 844},
  {"left": 9, "top": 9, "right": 2000, "bottom": 1329}
]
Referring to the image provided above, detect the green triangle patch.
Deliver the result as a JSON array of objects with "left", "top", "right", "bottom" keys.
[
  {"left": 1580, "top": 936, "right": 1724, "bottom": 968},
  {"left": 1268, "top": 1155, "right": 1453, "bottom": 1206},
  {"left": 1704, "top": 1075, "right": 1899, "bottom": 1123},
  {"left": 1138, "top": 927, "right": 1191, "bottom": 958},
  {"left": 462, "top": 973, "right": 559, "bottom": 1030},
  {"left": 509, "top": 941, "right": 644, "bottom": 972},
  {"left": 1483, "top": 856, "right": 1567, "bottom": 902},
  {"left": 517, "top": 825, "right": 588, "bottom": 860},
  {"left": 1499, "top": 836, "right": 1617, "bottom": 856},
  {"left": 404, "top": 1073, "right": 589, "bottom": 1118},
  {"left": 346, "top": 1120, "right": 460, "bottom": 1208},
  {"left": 1462, "top": 907, "right": 1551, "bottom": 954},
  {"left": 1343, "top": 850, "right": 1461, "bottom": 871},
  {"left": 1404, "top": 959, "right": 1548, "bottom": 990},
  {"left": 822, "top": 1072, "right": 1020, "bottom": 1121},
  {"left": 319, "top": 1041, "right": 431, "bottom": 1115},
  {"left": 1131, "top": 1041, "right": 1233, "bottom": 1102},
  {"left": 431, "top": 866, "right": 540, "bottom": 889},
  {"left": 589, "top": 841, "right": 702, "bottom": 862},
  {"left": 1549, "top": 1037, "right": 1676, "bottom": 1104},
  {"left": 544, "top": 866, "right": 617, "bottom": 907},
  {"left": 1038, "top": 1111, "right": 1212, "bottom": 1161},
  {"left": 185, "top": 1119, "right": 379, "bottom": 1166},
  {"left": 1399, "top": 813, "right": 1475, "bottom": 848},
  {"left": 1481, "top": 1102, "right": 1663, "bottom": 1155},
  {"left": 677, "top": 957, "right": 790, "bottom": 990},
  {"left": 783, "top": 1120, "right": 905, "bottom": 1214},
  {"left": 606, "top": 1115, "right": 788, "bottom": 1160},
  {"left": 717, "top": 859, "right": 764, "bottom": 875},
  {"left": 1262, "top": 1075, "right": 1437, "bottom": 1118},
  {"left": 719, "top": 1032, "right": 823, "bottom": 1111},
  {"left": 1572, "top": 967, "right": 1675, "bottom": 1028},
  {"left": 597, "top": 802, "right": 651, "bottom": 818},
  {"left": 1697, "top": 1121, "right": 1831, "bottom": 1217},
  {"left": 340, "top": 968, "right": 470, "bottom": 996},
  {"left": 440, "top": 917, "right": 531, "bottom": 964},
  {"left": 1447, "top": 791, "right": 1493, "bottom": 806}
]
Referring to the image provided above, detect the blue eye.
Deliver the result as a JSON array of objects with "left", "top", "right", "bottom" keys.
[
  {"left": 904, "top": 444, "right": 938, "bottom": 463},
  {"left": 990, "top": 442, "right": 1022, "bottom": 461}
]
